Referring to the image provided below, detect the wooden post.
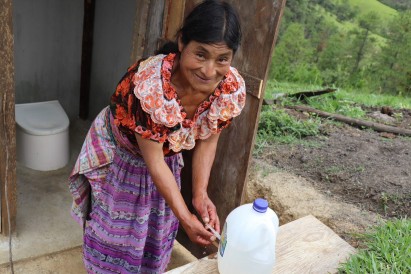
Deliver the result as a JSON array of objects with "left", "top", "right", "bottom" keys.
[
  {"left": 0, "top": 0, "right": 17, "bottom": 235},
  {"left": 130, "top": 0, "right": 166, "bottom": 63},
  {"left": 163, "top": 0, "right": 185, "bottom": 41},
  {"left": 176, "top": 0, "right": 286, "bottom": 257}
]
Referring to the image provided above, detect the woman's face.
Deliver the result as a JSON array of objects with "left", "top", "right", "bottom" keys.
[{"left": 176, "top": 39, "right": 234, "bottom": 93}]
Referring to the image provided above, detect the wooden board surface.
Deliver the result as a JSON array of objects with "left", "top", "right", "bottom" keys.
[
  {"left": 0, "top": 0, "right": 17, "bottom": 235},
  {"left": 166, "top": 215, "right": 356, "bottom": 274}
]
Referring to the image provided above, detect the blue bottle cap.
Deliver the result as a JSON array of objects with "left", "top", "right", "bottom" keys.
[{"left": 253, "top": 198, "right": 268, "bottom": 213}]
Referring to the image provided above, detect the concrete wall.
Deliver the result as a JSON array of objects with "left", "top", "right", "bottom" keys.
[
  {"left": 13, "top": 0, "right": 83, "bottom": 120},
  {"left": 88, "top": 0, "right": 136, "bottom": 119},
  {"left": 13, "top": 0, "right": 136, "bottom": 120}
]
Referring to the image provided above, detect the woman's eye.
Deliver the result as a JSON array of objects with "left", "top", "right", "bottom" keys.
[
  {"left": 196, "top": 53, "right": 205, "bottom": 59},
  {"left": 218, "top": 58, "right": 229, "bottom": 64}
]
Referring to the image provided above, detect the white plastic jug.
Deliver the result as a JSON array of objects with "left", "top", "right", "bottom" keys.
[{"left": 217, "top": 198, "right": 279, "bottom": 274}]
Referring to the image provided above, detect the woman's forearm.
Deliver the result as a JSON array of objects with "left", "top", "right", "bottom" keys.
[
  {"left": 136, "top": 134, "right": 192, "bottom": 223},
  {"left": 192, "top": 133, "right": 220, "bottom": 197},
  {"left": 147, "top": 159, "right": 192, "bottom": 222}
]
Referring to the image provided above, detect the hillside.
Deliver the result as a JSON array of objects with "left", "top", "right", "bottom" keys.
[
  {"left": 347, "top": 0, "right": 397, "bottom": 20},
  {"left": 271, "top": 0, "right": 411, "bottom": 95},
  {"left": 318, "top": 3, "right": 387, "bottom": 45},
  {"left": 378, "top": 0, "right": 411, "bottom": 11}
]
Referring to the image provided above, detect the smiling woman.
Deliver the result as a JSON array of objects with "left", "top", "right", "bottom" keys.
[
  {"left": 171, "top": 42, "right": 234, "bottom": 119},
  {"left": 68, "top": 0, "right": 246, "bottom": 273}
]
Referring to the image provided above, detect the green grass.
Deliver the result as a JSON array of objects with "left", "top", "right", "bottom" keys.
[
  {"left": 257, "top": 80, "right": 411, "bottom": 157},
  {"left": 254, "top": 106, "right": 322, "bottom": 156},
  {"left": 347, "top": 0, "right": 397, "bottom": 21},
  {"left": 338, "top": 218, "right": 411, "bottom": 273},
  {"left": 265, "top": 80, "right": 411, "bottom": 110}
]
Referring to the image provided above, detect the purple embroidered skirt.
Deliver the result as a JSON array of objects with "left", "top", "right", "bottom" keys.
[{"left": 69, "top": 107, "right": 183, "bottom": 273}]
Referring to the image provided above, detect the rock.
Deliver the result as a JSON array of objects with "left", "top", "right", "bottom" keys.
[
  {"left": 380, "top": 132, "right": 396, "bottom": 139},
  {"left": 369, "top": 111, "right": 396, "bottom": 124}
]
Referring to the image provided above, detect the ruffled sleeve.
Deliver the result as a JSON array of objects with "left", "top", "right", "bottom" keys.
[
  {"left": 110, "top": 60, "right": 169, "bottom": 144},
  {"left": 199, "top": 66, "right": 246, "bottom": 139},
  {"left": 110, "top": 54, "right": 246, "bottom": 154}
]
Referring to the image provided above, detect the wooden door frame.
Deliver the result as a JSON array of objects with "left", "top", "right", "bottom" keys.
[{"left": 0, "top": 0, "right": 17, "bottom": 236}]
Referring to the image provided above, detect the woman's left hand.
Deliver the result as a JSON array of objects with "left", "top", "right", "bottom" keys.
[{"left": 192, "top": 192, "right": 220, "bottom": 234}]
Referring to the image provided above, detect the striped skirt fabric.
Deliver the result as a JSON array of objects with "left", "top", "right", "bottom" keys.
[{"left": 82, "top": 146, "right": 183, "bottom": 273}]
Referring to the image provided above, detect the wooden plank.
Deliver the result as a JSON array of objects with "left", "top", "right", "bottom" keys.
[
  {"left": 231, "top": 0, "right": 286, "bottom": 80},
  {"left": 209, "top": 0, "right": 285, "bottom": 222},
  {"left": 131, "top": 0, "right": 166, "bottom": 62},
  {"left": 0, "top": 0, "right": 17, "bottom": 235},
  {"left": 166, "top": 215, "right": 356, "bottom": 274},
  {"left": 241, "top": 72, "right": 263, "bottom": 99},
  {"left": 79, "top": 0, "right": 96, "bottom": 120},
  {"left": 175, "top": 0, "right": 285, "bottom": 258},
  {"left": 143, "top": 0, "right": 166, "bottom": 58},
  {"left": 130, "top": 0, "right": 150, "bottom": 63},
  {"left": 163, "top": 0, "right": 186, "bottom": 41},
  {"left": 273, "top": 215, "right": 356, "bottom": 273}
]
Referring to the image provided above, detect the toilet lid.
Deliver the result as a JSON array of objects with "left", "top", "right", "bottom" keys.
[{"left": 15, "top": 100, "right": 70, "bottom": 136}]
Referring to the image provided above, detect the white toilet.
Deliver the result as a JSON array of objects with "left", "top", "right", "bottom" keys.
[{"left": 15, "top": 100, "right": 70, "bottom": 171}]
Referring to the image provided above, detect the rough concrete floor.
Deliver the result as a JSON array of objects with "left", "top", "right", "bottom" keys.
[
  {"left": 0, "top": 119, "right": 197, "bottom": 273},
  {"left": 0, "top": 120, "right": 89, "bottom": 265},
  {"left": 0, "top": 241, "right": 196, "bottom": 273}
]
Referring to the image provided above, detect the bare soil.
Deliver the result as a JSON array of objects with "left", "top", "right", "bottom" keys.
[{"left": 247, "top": 106, "right": 411, "bottom": 247}]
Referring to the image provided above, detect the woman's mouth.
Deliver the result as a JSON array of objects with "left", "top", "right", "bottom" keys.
[{"left": 195, "top": 74, "right": 212, "bottom": 83}]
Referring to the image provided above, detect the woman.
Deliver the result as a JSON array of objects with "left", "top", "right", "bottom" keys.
[{"left": 69, "top": 0, "right": 245, "bottom": 273}]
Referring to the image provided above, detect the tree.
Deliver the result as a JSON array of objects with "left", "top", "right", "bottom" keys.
[
  {"left": 317, "top": 33, "right": 352, "bottom": 86},
  {"left": 376, "top": 11, "right": 411, "bottom": 95},
  {"left": 351, "top": 11, "right": 380, "bottom": 74},
  {"left": 270, "top": 23, "right": 314, "bottom": 82}
]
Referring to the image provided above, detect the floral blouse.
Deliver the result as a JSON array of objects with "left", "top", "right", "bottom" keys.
[{"left": 110, "top": 53, "right": 246, "bottom": 156}]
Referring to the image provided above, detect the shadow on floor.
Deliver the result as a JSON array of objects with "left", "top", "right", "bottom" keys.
[{"left": 0, "top": 118, "right": 196, "bottom": 272}]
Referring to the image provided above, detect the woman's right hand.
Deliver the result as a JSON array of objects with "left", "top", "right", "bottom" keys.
[
  {"left": 181, "top": 214, "right": 214, "bottom": 246},
  {"left": 135, "top": 134, "right": 214, "bottom": 246}
]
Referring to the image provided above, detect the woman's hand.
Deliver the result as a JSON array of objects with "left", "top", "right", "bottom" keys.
[
  {"left": 180, "top": 214, "right": 214, "bottom": 246},
  {"left": 192, "top": 192, "right": 220, "bottom": 234},
  {"left": 135, "top": 134, "right": 215, "bottom": 247}
]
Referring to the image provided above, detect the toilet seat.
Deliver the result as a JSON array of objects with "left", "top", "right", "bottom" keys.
[{"left": 15, "top": 100, "right": 69, "bottom": 135}]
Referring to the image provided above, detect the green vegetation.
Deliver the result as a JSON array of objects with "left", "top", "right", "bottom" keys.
[
  {"left": 257, "top": 107, "right": 321, "bottom": 143},
  {"left": 378, "top": 0, "right": 411, "bottom": 11},
  {"left": 338, "top": 219, "right": 411, "bottom": 273},
  {"left": 271, "top": 0, "right": 411, "bottom": 96},
  {"left": 260, "top": 1, "right": 411, "bottom": 271},
  {"left": 254, "top": 106, "right": 322, "bottom": 156},
  {"left": 346, "top": 0, "right": 397, "bottom": 20},
  {"left": 256, "top": 80, "right": 411, "bottom": 156},
  {"left": 265, "top": 81, "right": 411, "bottom": 109}
]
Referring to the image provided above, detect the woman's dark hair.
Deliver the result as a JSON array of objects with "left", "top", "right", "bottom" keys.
[{"left": 157, "top": 0, "right": 242, "bottom": 54}]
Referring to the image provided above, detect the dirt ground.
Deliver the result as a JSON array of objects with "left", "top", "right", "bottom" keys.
[{"left": 246, "top": 106, "right": 411, "bottom": 247}]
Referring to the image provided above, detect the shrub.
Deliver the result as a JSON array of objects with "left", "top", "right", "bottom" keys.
[{"left": 257, "top": 107, "right": 321, "bottom": 143}]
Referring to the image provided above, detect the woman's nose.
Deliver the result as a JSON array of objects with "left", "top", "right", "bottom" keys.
[{"left": 201, "top": 61, "right": 216, "bottom": 78}]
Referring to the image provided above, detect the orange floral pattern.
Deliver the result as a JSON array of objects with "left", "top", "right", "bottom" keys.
[{"left": 110, "top": 54, "right": 246, "bottom": 155}]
